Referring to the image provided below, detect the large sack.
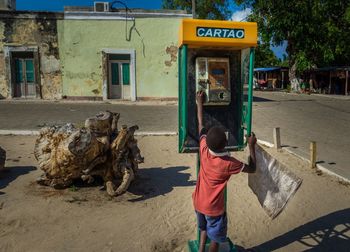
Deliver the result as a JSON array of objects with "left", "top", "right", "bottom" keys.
[{"left": 248, "top": 145, "right": 302, "bottom": 218}]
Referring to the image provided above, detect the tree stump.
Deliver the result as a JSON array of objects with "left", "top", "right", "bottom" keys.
[{"left": 34, "top": 111, "right": 144, "bottom": 195}]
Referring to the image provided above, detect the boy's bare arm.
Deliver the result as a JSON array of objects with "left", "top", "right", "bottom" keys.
[
  {"left": 196, "top": 91, "right": 205, "bottom": 133},
  {"left": 242, "top": 133, "right": 257, "bottom": 173}
]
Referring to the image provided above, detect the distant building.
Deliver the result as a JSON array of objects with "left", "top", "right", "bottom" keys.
[
  {"left": 254, "top": 67, "right": 289, "bottom": 89},
  {"left": 0, "top": 10, "right": 63, "bottom": 99},
  {"left": 0, "top": 0, "right": 16, "bottom": 10},
  {"left": 310, "top": 67, "right": 349, "bottom": 95},
  {"left": 0, "top": 1, "right": 191, "bottom": 100}
]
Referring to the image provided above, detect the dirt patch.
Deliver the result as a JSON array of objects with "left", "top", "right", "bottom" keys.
[{"left": 0, "top": 135, "right": 349, "bottom": 251}]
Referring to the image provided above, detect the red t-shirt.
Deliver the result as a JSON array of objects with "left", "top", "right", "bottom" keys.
[{"left": 193, "top": 134, "right": 246, "bottom": 216}]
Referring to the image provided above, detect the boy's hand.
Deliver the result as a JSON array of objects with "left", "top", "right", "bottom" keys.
[
  {"left": 243, "top": 132, "right": 257, "bottom": 173},
  {"left": 246, "top": 132, "right": 257, "bottom": 147},
  {"left": 196, "top": 91, "right": 205, "bottom": 105}
]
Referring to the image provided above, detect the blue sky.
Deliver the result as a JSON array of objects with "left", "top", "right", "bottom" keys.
[
  {"left": 16, "top": 0, "right": 163, "bottom": 11},
  {"left": 16, "top": 0, "right": 286, "bottom": 59}
]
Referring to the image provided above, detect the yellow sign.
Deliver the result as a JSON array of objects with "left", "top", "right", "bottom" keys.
[{"left": 179, "top": 19, "right": 258, "bottom": 48}]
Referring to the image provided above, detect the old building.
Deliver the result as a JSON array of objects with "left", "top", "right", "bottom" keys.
[
  {"left": 0, "top": 10, "right": 63, "bottom": 99},
  {"left": 0, "top": 1, "right": 191, "bottom": 100},
  {"left": 0, "top": 0, "right": 16, "bottom": 11}
]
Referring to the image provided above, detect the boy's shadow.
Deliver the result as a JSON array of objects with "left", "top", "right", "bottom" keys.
[
  {"left": 127, "top": 166, "right": 195, "bottom": 202},
  {"left": 0, "top": 166, "right": 36, "bottom": 195}
]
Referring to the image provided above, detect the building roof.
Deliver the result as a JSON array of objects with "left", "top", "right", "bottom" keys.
[
  {"left": 254, "top": 67, "right": 283, "bottom": 72},
  {"left": 314, "top": 66, "right": 350, "bottom": 72},
  {"left": 64, "top": 7, "right": 192, "bottom": 19}
]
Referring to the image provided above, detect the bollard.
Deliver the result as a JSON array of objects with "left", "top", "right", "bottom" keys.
[
  {"left": 273, "top": 127, "right": 281, "bottom": 150},
  {"left": 310, "top": 141, "right": 316, "bottom": 168}
]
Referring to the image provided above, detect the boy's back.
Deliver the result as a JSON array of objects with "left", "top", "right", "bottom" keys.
[
  {"left": 193, "top": 91, "right": 256, "bottom": 252},
  {"left": 193, "top": 131, "right": 246, "bottom": 217}
]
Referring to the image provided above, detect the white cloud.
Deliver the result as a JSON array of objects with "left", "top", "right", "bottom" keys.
[{"left": 231, "top": 8, "right": 252, "bottom": 22}]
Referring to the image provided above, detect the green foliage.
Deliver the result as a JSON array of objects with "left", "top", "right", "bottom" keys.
[
  {"left": 69, "top": 185, "right": 78, "bottom": 192},
  {"left": 254, "top": 41, "right": 280, "bottom": 67},
  {"left": 162, "top": 0, "right": 231, "bottom": 20},
  {"left": 236, "top": 0, "right": 350, "bottom": 73}
]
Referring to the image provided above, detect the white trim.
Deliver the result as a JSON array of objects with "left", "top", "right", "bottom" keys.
[
  {"left": 65, "top": 15, "right": 134, "bottom": 20},
  {"left": 4, "top": 46, "right": 39, "bottom": 99},
  {"left": 64, "top": 11, "right": 192, "bottom": 20},
  {"left": 0, "top": 130, "right": 177, "bottom": 137},
  {"left": 102, "top": 49, "right": 136, "bottom": 102},
  {"left": 257, "top": 139, "right": 274, "bottom": 148},
  {"left": 209, "top": 149, "right": 231, "bottom": 157}
]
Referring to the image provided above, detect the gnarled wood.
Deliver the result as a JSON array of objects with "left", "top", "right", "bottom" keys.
[{"left": 34, "top": 111, "right": 143, "bottom": 196}]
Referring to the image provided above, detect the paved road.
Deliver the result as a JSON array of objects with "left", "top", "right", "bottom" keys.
[
  {"left": 0, "top": 101, "right": 178, "bottom": 132},
  {"left": 252, "top": 92, "right": 350, "bottom": 180},
  {"left": 0, "top": 92, "right": 349, "bottom": 180}
]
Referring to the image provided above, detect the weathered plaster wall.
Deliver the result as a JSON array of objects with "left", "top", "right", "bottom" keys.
[
  {"left": 0, "top": 21, "right": 7, "bottom": 98},
  {"left": 58, "top": 18, "right": 181, "bottom": 99},
  {"left": 0, "top": 12, "right": 63, "bottom": 99}
]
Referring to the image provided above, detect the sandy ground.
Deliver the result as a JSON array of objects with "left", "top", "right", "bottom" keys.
[{"left": 0, "top": 135, "right": 349, "bottom": 252}]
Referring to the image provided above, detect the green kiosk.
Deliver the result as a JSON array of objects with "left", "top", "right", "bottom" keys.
[{"left": 177, "top": 19, "right": 258, "bottom": 251}]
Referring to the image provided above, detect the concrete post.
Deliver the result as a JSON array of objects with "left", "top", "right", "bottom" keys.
[
  {"left": 328, "top": 71, "right": 332, "bottom": 94},
  {"left": 345, "top": 70, "right": 348, "bottom": 96},
  {"left": 273, "top": 127, "right": 281, "bottom": 150},
  {"left": 310, "top": 141, "right": 316, "bottom": 169}
]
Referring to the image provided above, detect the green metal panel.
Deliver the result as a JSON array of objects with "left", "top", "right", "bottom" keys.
[
  {"left": 178, "top": 45, "right": 188, "bottom": 153},
  {"left": 122, "top": 63, "right": 130, "bottom": 85},
  {"left": 183, "top": 48, "right": 254, "bottom": 251},
  {"left": 188, "top": 238, "right": 237, "bottom": 252},
  {"left": 25, "top": 59, "right": 35, "bottom": 83},
  {"left": 111, "top": 63, "right": 119, "bottom": 85},
  {"left": 15, "top": 59, "right": 23, "bottom": 83},
  {"left": 246, "top": 48, "right": 255, "bottom": 136}
]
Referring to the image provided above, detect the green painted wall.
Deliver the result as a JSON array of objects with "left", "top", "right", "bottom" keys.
[{"left": 58, "top": 18, "right": 181, "bottom": 98}]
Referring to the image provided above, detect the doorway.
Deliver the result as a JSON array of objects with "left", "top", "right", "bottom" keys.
[
  {"left": 108, "top": 54, "right": 131, "bottom": 99},
  {"left": 12, "top": 51, "right": 36, "bottom": 98}
]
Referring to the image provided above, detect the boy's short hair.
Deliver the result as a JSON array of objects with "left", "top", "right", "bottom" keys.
[{"left": 206, "top": 126, "right": 227, "bottom": 152}]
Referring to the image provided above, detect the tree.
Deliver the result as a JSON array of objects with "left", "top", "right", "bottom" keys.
[
  {"left": 162, "top": 0, "right": 231, "bottom": 20},
  {"left": 254, "top": 41, "right": 281, "bottom": 68},
  {"left": 235, "top": 0, "right": 350, "bottom": 82}
]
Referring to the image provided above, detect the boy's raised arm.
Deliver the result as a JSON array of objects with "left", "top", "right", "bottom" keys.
[
  {"left": 196, "top": 91, "right": 205, "bottom": 134},
  {"left": 242, "top": 133, "right": 257, "bottom": 173}
]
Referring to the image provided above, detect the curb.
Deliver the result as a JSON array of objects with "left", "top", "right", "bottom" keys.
[
  {"left": 0, "top": 130, "right": 40, "bottom": 135},
  {"left": 257, "top": 139, "right": 350, "bottom": 184},
  {"left": 0, "top": 130, "right": 348, "bottom": 183},
  {"left": 0, "top": 129, "right": 178, "bottom": 137},
  {"left": 0, "top": 99, "right": 178, "bottom": 106},
  {"left": 260, "top": 90, "right": 350, "bottom": 100}
]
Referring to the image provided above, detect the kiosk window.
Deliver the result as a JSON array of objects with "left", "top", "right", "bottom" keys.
[{"left": 212, "top": 68, "right": 225, "bottom": 75}]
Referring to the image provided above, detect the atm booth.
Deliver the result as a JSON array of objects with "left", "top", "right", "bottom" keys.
[{"left": 178, "top": 19, "right": 257, "bottom": 251}]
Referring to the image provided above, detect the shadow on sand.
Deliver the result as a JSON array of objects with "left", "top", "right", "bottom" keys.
[
  {"left": 252, "top": 208, "right": 350, "bottom": 251},
  {"left": 127, "top": 166, "right": 195, "bottom": 202},
  {"left": 0, "top": 166, "right": 36, "bottom": 194},
  {"left": 243, "top": 94, "right": 274, "bottom": 102}
]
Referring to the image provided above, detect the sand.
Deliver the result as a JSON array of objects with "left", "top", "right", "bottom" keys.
[{"left": 0, "top": 135, "right": 349, "bottom": 252}]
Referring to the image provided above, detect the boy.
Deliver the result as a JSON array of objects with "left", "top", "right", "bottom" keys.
[{"left": 193, "top": 91, "right": 257, "bottom": 252}]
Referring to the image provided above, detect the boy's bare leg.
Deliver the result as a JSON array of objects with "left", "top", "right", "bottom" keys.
[
  {"left": 199, "top": 230, "right": 207, "bottom": 252},
  {"left": 209, "top": 241, "right": 219, "bottom": 252}
]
